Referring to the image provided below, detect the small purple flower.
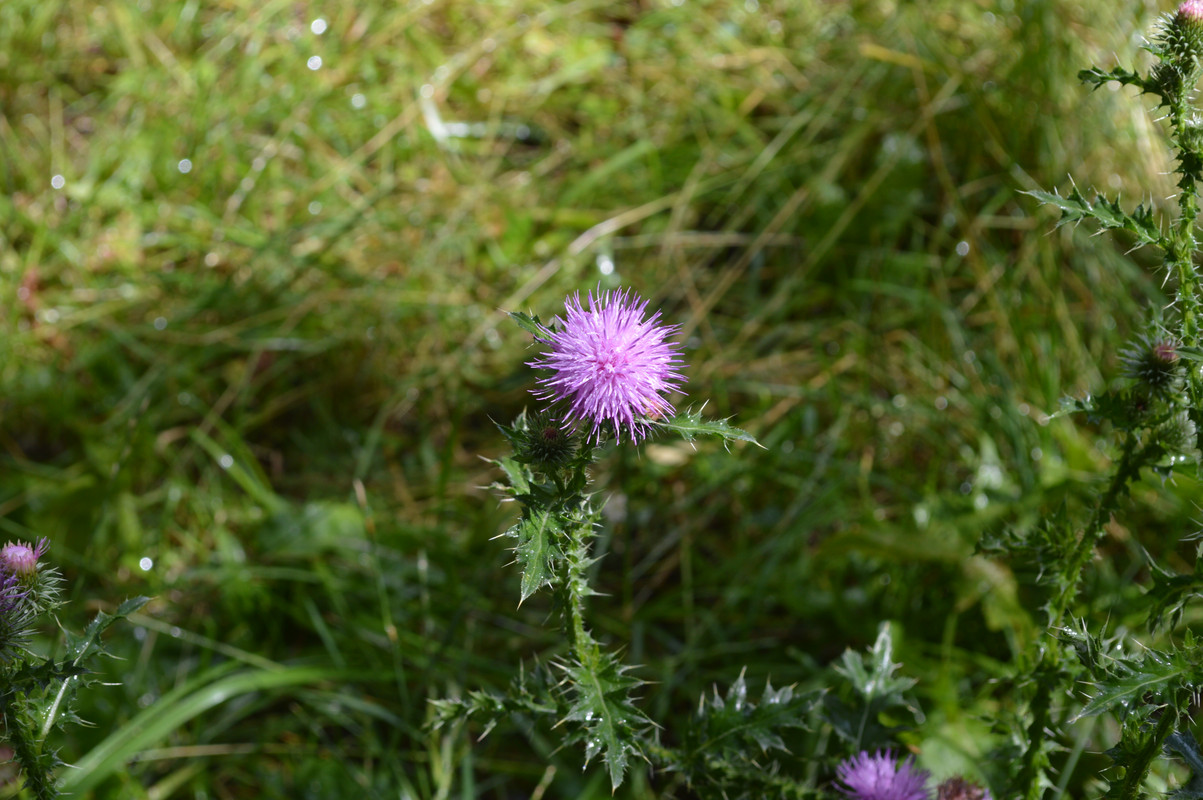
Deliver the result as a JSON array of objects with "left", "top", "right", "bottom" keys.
[
  {"left": 0, "top": 538, "right": 47, "bottom": 579},
  {"left": 529, "top": 288, "right": 685, "bottom": 443},
  {"left": 837, "top": 750, "right": 931, "bottom": 800},
  {"left": 1181, "top": 0, "right": 1203, "bottom": 23}
]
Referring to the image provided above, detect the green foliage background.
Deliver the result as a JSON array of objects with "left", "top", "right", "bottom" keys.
[{"left": 1, "top": 0, "right": 1198, "bottom": 796}]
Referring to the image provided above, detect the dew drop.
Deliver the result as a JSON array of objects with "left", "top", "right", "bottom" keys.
[
  {"left": 955, "top": 240, "right": 970, "bottom": 256},
  {"left": 51, "top": 174, "right": 65, "bottom": 189},
  {"left": 351, "top": 92, "right": 366, "bottom": 109},
  {"left": 218, "top": 454, "right": 234, "bottom": 469},
  {"left": 177, "top": 158, "right": 193, "bottom": 174},
  {"left": 307, "top": 55, "right": 322, "bottom": 70},
  {"left": 153, "top": 316, "right": 167, "bottom": 330},
  {"left": 139, "top": 557, "right": 153, "bottom": 571},
  {"left": 310, "top": 17, "right": 327, "bottom": 35}
]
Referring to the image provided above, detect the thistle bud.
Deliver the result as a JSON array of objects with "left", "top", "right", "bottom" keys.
[
  {"left": 1120, "top": 334, "right": 1183, "bottom": 396},
  {"left": 515, "top": 412, "right": 576, "bottom": 469},
  {"left": 1157, "top": 410, "right": 1199, "bottom": 456},
  {"left": 1158, "top": 2, "right": 1203, "bottom": 66},
  {"left": 937, "top": 777, "right": 992, "bottom": 800},
  {"left": 0, "top": 539, "right": 47, "bottom": 582}
]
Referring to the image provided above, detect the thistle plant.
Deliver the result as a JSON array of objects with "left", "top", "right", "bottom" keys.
[
  {"left": 0, "top": 538, "right": 148, "bottom": 799},
  {"left": 434, "top": 288, "right": 850, "bottom": 792},
  {"left": 979, "top": 2, "right": 1203, "bottom": 797}
]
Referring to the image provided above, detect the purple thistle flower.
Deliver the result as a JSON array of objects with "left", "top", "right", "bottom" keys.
[
  {"left": 1181, "top": 0, "right": 1203, "bottom": 23},
  {"left": 0, "top": 570, "right": 31, "bottom": 661},
  {"left": 837, "top": 750, "right": 932, "bottom": 800},
  {"left": 0, "top": 538, "right": 47, "bottom": 579},
  {"left": 529, "top": 288, "right": 685, "bottom": 443}
]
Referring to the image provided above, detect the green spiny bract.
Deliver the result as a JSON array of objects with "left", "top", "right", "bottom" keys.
[
  {"left": 1154, "top": 410, "right": 1199, "bottom": 457},
  {"left": 1120, "top": 333, "right": 1183, "bottom": 397},
  {"left": 514, "top": 412, "right": 576, "bottom": 470},
  {"left": 1150, "top": 7, "right": 1203, "bottom": 85},
  {"left": 1158, "top": 4, "right": 1203, "bottom": 66}
]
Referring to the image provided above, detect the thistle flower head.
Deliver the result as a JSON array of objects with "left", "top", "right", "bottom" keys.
[
  {"left": 936, "top": 776, "right": 992, "bottom": 800},
  {"left": 1181, "top": 0, "right": 1203, "bottom": 24},
  {"left": 0, "top": 538, "right": 63, "bottom": 616},
  {"left": 514, "top": 410, "right": 577, "bottom": 469},
  {"left": 529, "top": 288, "right": 685, "bottom": 443},
  {"left": 837, "top": 750, "right": 931, "bottom": 800},
  {"left": 1, "top": 538, "right": 48, "bottom": 581},
  {"left": 1157, "top": 410, "right": 1199, "bottom": 457},
  {"left": 1155, "top": 2, "right": 1203, "bottom": 67},
  {"left": 1120, "top": 332, "right": 1183, "bottom": 396}
]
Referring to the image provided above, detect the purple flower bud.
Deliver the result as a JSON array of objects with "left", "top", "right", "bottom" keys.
[
  {"left": 0, "top": 538, "right": 48, "bottom": 579},
  {"left": 528, "top": 288, "right": 686, "bottom": 443},
  {"left": 1181, "top": 0, "right": 1203, "bottom": 23},
  {"left": 837, "top": 750, "right": 931, "bottom": 800},
  {"left": 1120, "top": 333, "right": 1183, "bottom": 396}
]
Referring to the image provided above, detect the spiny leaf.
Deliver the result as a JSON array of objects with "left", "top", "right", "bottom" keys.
[
  {"left": 696, "top": 668, "right": 815, "bottom": 755},
  {"left": 666, "top": 668, "right": 818, "bottom": 799},
  {"left": 834, "top": 621, "right": 916, "bottom": 703},
  {"left": 649, "top": 409, "right": 761, "bottom": 447},
  {"left": 508, "top": 310, "right": 552, "bottom": 340},
  {"left": 2, "top": 657, "right": 88, "bottom": 697},
  {"left": 1024, "top": 187, "right": 1163, "bottom": 247},
  {"left": 493, "top": 456, "right": 532, "bottom": 496},
  {"left": 561, "top": 652, "right": 650, "bottom": 790},
  {"left": 508, "top": 510, "right": 562, "bottom": 604},
  {"left": 430, "top": 688, "right": 557, "bottom": 737},
  {"left": 1142, "top": 544, "right": 1203, "bottom": 632},
  {"left": 66, "top": 596, "right": 152, "bottom": 665},
  {"left": 1078, "top": 65, "right": 1146, "bottom": 92},
  {"left": 1071, "top": 634, "right": 1203, "bottom": 721},
  {"left": 1167, "top": 731, "right": 1203, "bottom": 799}
]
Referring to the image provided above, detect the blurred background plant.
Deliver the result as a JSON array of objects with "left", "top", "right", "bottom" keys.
[{"left": 0, "top": 0, "right": 1197, "bottom": 797}]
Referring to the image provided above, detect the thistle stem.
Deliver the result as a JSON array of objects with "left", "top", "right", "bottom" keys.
[
  {"left": 1049, "top": 439, "right": 1145, "bottom": 627},
  {"left": 2, "top": 692, "right": 58, "bottom": 800},
  {"left": 1117, "top": 709, "right": 1177, "bottom": 800}
]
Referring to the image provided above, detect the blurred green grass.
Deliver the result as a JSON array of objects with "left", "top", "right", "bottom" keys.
[{"left": 0, "top": 0, "right": 1196, "bottom": 797}]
